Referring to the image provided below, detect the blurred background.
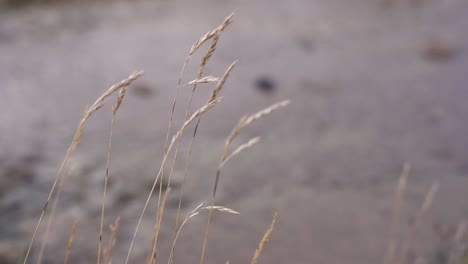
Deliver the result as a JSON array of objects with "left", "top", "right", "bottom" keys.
[{"left": 1, "top": 0, "right": 468, "bottom": 263}]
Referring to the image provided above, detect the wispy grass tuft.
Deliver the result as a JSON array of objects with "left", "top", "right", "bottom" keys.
[
  {"left": 25, "top": 13, "right": 289, "bottom": 264},
  {"left": 383, "top": 162, "right": 440, "bottom": 264},
  {"left": 151, "top": 15, "right": 234, "bottom": 264},
  {"left": 251, "top": 212, "right": 278, "bottom": 264},
  {"left": 98, "top": 83, "right": 130, "bottom": 264},
  {"left": 24, "top": 71, "right": 143, "bottom": 264},
  {"left": 399, "top": 182, "right": 440, "bottom": 264},
  {"left": 125, "top": 97, "right": 223, "bottom": 264},
  {"left": 200, "top": 100, "right": 290, "bottom": 264},
  {"left": 168, "top": 203, "right": 239, "bottom": 264}
]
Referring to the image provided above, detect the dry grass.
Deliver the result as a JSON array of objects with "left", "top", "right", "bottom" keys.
[
  {"left": 98, "top": 78, "right": 130, "bottom": 264},
  {"left": 168, "top": 203, "right": 239, "bottom": 264},
  {"left": 24, "top": 71, "right": 143, "bottom": 264},
  {"left": 198, "top": 99, "right": 289, "bottom": 264},
  {"left": 382, "top": 163, "right": 444, "bottom": 264},
  {"left": 384, "top": 163, "right": 411, "bottom": 264},
  {"left": 19, "top": 8, "right": 466, "bottom": 264},
  {"left": 103, "top": 216, "right": 120, "bottom": 264},
  {"left": 63, "top": 221, "right": 77, "bottom": 264},
  {"left": 146, "top": 15, "right": 234, "bottom": 264},
  {"left": 399, "top": 182, "right": 440, "bottom": 264},
  {"left": 250, "top": 212, "right": 278, "bottom": 264},
  {"left": 23, "top": 13, "right": 287, "bottom": 264}
]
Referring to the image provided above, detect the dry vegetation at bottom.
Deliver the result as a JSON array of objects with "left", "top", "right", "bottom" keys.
[
  {"left": 383, "top": 164, "right": 468, "bottom": 264},
  {"left": 22, "top": 13, "right": 289, "bottom": 264},
  {"left": 17, "top": 10, "right": 468, "bottom": 264}
]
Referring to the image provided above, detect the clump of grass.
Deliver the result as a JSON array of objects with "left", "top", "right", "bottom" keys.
[
  {"left": 148, "top": 14, "right": 235, "bottom": 264},
  {"left": 24, "top": 13, "right": 286, "bottom": 264},
  {"left": 97, "top": 80, "right": 130, "bottom": 264},
  {"left": 199, "top": 100, "right": 290, "bottom": 264},
  {"left": 384, "top": 163, "right": 411, "bottom": 264},
  {"left": 383, "top": 162, "right": 442, "bottom": 264},
  {"left": 24, "top": 71, "right": 143, "bottom": 264}
]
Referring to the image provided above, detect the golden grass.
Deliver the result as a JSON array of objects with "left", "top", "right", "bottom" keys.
[
  {"left": 23, "top": 12, "right": 291, "bottom": 264},
  {"left": 63, "top": 221, "right": 77, "bottom": 264},
  {"left": 151, "top": 15, "right": 235, "bottom": 264},
  {"left": 251, "top": 212, "right": 278, "bottom": 264},
  {"left": 98, "top": 77, "right": 130, "bottom": 264},
  {"left": 168, "top": 202, "right": 204, "bottom": 264},
  {"left": 124, "top": 14, "right": 281, "bottom": 264},
  {"left": 20, "top": 9, "right": 460, "bottom": 264},
  {"left": 125, "top": 97, "right": 223, "bottom": 263},
  {"left": 168, "top": 203, "right": 239, "bottom": 264},
  {"left": 199, "top": 100, "right": 290, "bottom": 264},
  {"left": 24, "top": 71, "right": 143, "bottom": 264}
]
